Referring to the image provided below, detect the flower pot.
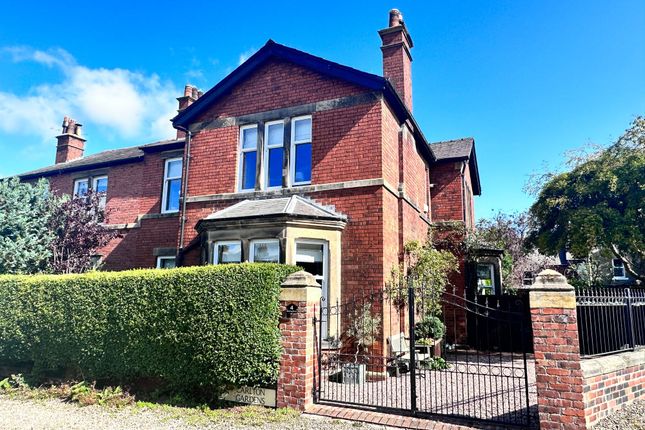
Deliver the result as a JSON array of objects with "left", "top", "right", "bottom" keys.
[{"left": 342, "top": 363, "right": 366, "bottom": 384}]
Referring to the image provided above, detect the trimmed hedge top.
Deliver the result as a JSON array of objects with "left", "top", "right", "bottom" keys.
[{"left": 0, "top": 263, "right": 299, "bottom": 398}]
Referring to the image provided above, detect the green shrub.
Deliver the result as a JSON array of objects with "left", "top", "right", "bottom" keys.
[
  {"left": 415, "top": 315, "right": 446, "bottom": 340},
  {"left": 0, "top": 263, "right": 299, "bottom": 399}
]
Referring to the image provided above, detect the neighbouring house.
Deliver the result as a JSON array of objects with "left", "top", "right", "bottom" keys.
[
  {"left": 549, "top": 250, "right": 640, "bottom": 287},
  {"left": 17, "top": 9, "right": 482, "bottom": 349}
]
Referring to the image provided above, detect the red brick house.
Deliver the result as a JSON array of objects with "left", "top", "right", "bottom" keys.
[{"left": 18, "top": 10, "right": 481, "bottom": 343}]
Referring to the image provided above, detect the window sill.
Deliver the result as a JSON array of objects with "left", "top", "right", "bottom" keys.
[{"left": 143, "top": 212, "right": 180, "bottom": 220}]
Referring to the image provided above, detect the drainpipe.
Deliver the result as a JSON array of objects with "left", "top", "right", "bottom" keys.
[
  {"left": 460, "top": 160, "right": 467, "bottom": 225},
  {"left": 176, "top": 126, "right": 192, "bottom": 264}
]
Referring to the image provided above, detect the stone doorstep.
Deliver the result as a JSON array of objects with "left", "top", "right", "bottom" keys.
[{"left": 305, "top": 404, "right": 510, "bottom": 430}]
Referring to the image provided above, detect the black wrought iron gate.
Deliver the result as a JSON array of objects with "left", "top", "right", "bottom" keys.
[{"left": 313, "top": 286, "right": 535, "bottom": 428}]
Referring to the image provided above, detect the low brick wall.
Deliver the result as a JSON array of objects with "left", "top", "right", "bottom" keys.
[{"left": 581, "top": 350, "right": 645, "bottom": 427}]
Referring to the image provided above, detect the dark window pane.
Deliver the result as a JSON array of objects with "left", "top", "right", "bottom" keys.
[
  {"left": 165, "top": 179, "right": 181, "bottom": 211},
  {"left": 294, "top": 143, "right": 311, "bottom": 183},
  {"left": 243, "top": 151, "right": 257, "bottom": 190},
  {"left": 268, "top": 147, "right": 283, "bottom": 188}
]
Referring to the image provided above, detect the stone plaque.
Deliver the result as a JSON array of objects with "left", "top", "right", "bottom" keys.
[{"left": 220, "top": 386, "right": 276, "bottom": 407}]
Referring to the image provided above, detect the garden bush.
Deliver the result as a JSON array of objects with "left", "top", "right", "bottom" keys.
[{"left": 0, "top": 263, "right": 299, "bottom": 399}]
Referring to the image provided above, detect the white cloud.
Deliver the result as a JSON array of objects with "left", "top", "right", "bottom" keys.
[
  {"left": 0, "top": 46, "right": 178, "bottom": 142},
  {"left": 238, "top": 48, "right": 256, "bottom": 65}
]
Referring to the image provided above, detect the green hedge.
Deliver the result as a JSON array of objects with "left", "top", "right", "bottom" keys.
[{"left": 0, "top": 263, "right": 299, "bottom": 397}]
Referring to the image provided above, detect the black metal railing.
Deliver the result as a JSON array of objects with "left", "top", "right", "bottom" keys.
[
  {"left": 576, "top": 287, "right": 645, "bottom": 358},
  {"left": 314, "top": 283, "right": 536, "bottom": 428}
]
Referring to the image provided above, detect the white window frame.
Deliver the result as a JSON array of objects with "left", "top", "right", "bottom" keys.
[
  {"left": 238, "top": 124, "right": 258, "bottom": 192},
  {"left": 612, "top": 259, "right": 627, "bottom": 279},
  {"left": 156, "top": 256, "right": 176, "bottom": 269},
  {"left": 289, "top": 115, "right": 312, "bottom": 186},
  {"left": 476, "top": 263, "right": 496, "bottom": 295},
  {"left": 161, "top": 157, "right": 182, "bottom": 214},
  {"left": 295, "top": 239, "right": 329, "bottom": 335},
  {"left": 212, "top": 240, "right": 242, "bottom": 265},
  {"left": 249, "top": 239, "right": 280, "bottom": 263},
  {"left": 92, "top": 175, "right": 108, "bottom": 208},
  {"left": 263, "top": 120, "right": 285, "bottom": 190},
  {"left": 73, "top": 178, "right": 89, "bottom": 197}
]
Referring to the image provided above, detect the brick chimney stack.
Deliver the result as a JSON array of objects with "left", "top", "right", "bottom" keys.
[
  {"left": 55, "top": 116, "right": 86, "bottom": 164},
  {"left": 379, "top": 9, "right": 414, "bottom": 111},
  {"left": 176, "top": 84, "right": 202, "bottom": 139}
]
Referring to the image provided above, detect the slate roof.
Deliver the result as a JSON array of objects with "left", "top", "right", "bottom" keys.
[
  {"left": 430, "top": 137, "right": 481, "bottom": 196},
  {"left": 203, "top": 195, "right": 346, "bottom": 222},
  {"left": 172, "top": 39, "right": 436, "bottom": 164},
  {"left": 430, "top": 138, "right": 474, "bottom": 161},
  {"left": 18, "top": 138, "right": 184, "bottom": 179}
]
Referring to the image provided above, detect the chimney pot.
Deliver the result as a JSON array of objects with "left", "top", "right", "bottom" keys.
[
  {"left": 176, "top": 85, "right": 200, "bottom": 139},
  {"left": 61, "top": 116, "right": 69, "bottom": 134},
  {"left": 55, "top": 116, "right": 86, "bottom": 164},
  {"left": 389, "top": 9, "right": 403, "bottom": 27},
  {"left": 197, "top": 90, "right": 204, "bottom": 98}
]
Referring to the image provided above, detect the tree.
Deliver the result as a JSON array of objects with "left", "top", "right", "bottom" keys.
[
  {"left": 469, "top": 211, "right": 553, "bottom": 289},
  {"left": 387, "top": 236, "right": 458, "bottom": 314},
  {"left": 528, "top": 116, "right": 645, "bottom": 282},
  {"left": 0, "top": 178, "right": 115, "bottom": 275},
  {"left": 0, "top": 178, "right": 55, "bottom": 274},
  {"left": 48, "top": 191, "right": 116, "bottom": 274}
]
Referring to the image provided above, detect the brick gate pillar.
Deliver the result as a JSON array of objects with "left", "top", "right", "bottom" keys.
[
  {"left": 276, "top": 271, "right": 321, "bottom": 410},
  {"left": 527, "top": 269, "right": 587, "bottom": 430}
]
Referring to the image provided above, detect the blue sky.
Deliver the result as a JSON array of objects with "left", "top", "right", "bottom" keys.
[{"left": 1, "top": 1, "right": 643, "bottom": 219}]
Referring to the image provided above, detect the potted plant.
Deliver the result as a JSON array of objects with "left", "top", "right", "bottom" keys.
[
  {"left": 414, "top": 315, "right": 446, "bottom": 357},
  {"left": 343, "top": 303, "right": 381, "bottom": 384}
]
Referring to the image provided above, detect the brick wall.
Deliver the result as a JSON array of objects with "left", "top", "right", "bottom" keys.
[
  {"left": 527, "top": 270, "right": 645, "bottom": 430},
  {"left": 581, "top": 352, "right": 645, "bottom": 426},
  {"left": 45, "top": 150, "right": 181, "bottom": 269},
  {"left": 430, "top": 161, "right": 463, "bottom": 223},
  {"left": 196, "top": 59, "right": 365, "bottom": 121}
]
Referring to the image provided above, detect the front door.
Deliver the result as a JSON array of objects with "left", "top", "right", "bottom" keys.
[{"left": 295, "top": 240, "right": 329, "bottom": 336}]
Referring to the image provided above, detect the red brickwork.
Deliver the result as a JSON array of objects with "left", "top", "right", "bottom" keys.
[
  {"left": 530, "top": 305, "right": 587, "bottom": 429},
  {"left": 379, "top": 26, "right": 413, "bottom": 111},
  {"left": 46, "top": 150, "right": 181, "bottom": 269},
  {"left": 528, "top": 272, "right": 645, "bottom": 429},
  {"left": 582, "top": 357, "right": 645, "bottom": 426},
  {"left": 430, "top": 162, "right": 464, "bottom": 223},
  {"left": 196, "top": 59, "right": 365, "bottom": 122},
  {"left": 277, "top": 283, "right": 320, "bottom": 410}
]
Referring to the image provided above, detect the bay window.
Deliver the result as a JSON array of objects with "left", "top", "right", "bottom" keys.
[
  {"left": 162, "top": 158, "right": 182, "bottom": 213},
  {"left": 213, "top": 241, "right": 242, "bottom": 264},
  {"left": 239, "top": 125, "right": 258, "bottom": 191},
  {"left": 250, "top": 239, "right": 280, "bottom": 263}
]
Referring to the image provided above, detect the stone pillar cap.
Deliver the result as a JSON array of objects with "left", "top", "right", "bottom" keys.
[
  {"left": 527, "top": 269, "right": 574, "bottom": 291},
  {"left": 281, "top": 271, "right": 321, "bottom": 288}
]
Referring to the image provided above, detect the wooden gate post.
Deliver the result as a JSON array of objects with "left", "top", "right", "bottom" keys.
[
  {"left": 527, "top": 269, "right": 587, "bottom": 429},
  {"left": 276, "top": 271, "right": 321, "bottom": 410}
]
